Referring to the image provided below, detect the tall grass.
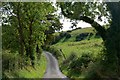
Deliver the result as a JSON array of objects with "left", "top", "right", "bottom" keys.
[{"left": 2, "top": 51, "right": 46, "bottom": 78}]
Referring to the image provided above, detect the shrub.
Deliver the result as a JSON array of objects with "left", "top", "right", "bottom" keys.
[
  {"left": 94, "top": 32, "right": 100, "bottom": 38},
  {"left": 60, "top": 52, "right": 77, "bottom": 70},
  {"left": 82, "top": 60, "right": 103, "bottom": 80},
  {"left": 80, "top": 53, "right": 93, "bottom": 68},
  {"left": 59, "top": 32, "right": 67, "bottom": 37},
  {"left": 66, "top": 33, "right": 71, "bottom": 39},
  {"left": 2, "top": 51, "right": 29, "bottom": 72},
  {"left": 52, "top": 35, "right": 61, "bottom": 44},
  {"left": 83, "top": 70, "right": 101, "bottom": 80},
  {"left": 36, "top": 47, "right": 42, "bottom": 60},
  {"left": 67, "top": 52, "right": 94, "bottom": 77},
  {"left": 45, "top": 46, "right": 62, "bottom": 60},
  {"left": 62, "top": 52, "right": 77, "bottom": 66},
  {"left": 76, "top": 33, "right": 89, "bottom": 41},
  {"left": 63, "top": 33, "right": 71, "bottom": 42},
  {"left": 76, "top": 33, "right": 93, "bottom": 41},
  {"left": 52, "top": 32, "right": 71, "bottom": 44}
]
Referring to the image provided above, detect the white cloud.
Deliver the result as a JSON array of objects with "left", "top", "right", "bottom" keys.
[{"left": 60, "top": 18, "right": 92, "bottom": 31}]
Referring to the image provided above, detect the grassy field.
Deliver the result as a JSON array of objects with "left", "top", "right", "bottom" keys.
[
  {"left": 52, "top": 27, "right": 104, "bottom": 78},
  {"left": 52, "top": 27, "right": 103, "bottom": 58},
  {"left": 52, "top": 38, "right": 103, "bottom": 58}
]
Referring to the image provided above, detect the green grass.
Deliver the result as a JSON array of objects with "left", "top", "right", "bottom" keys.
[
  {"left": 68, "top": 27, "right": 95, "bottom": 42},
  {"left": 70, "top": 27, "right": 94, "bottom": 36},
  {"left": 52, "top": 27, "right": 103, "bottom": 58},
  {"left": 4, "top": 53, "right": 47, "bottom": 78},
  {"left": 53, "top": 38, "right": 103, "bottom": 58},
  {"left": 52, "top": 38, "right": 103, "bottom": 77},
  {"left": 52, "top": 27, "right": 104, "bottom": 78},
  {"left": 54, "top": 27, "right": 96, "bottom": 42}
]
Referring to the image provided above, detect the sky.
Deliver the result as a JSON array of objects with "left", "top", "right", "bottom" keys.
[
  {"left": 54, "top": 4, "right": 92, "bottom": 31},
  {"left": 60, "top": 15, "right": 107, "bottom": 31},
  {"left": 53, "top": 2, "right": 108, "bottom": 31},
  {"left": 60, "top": 19, "right": 91, "bottom": 31}
]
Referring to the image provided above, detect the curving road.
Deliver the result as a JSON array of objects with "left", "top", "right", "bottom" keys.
[{"left": 43, "top": 51, "right": 68, "bottom": 79}]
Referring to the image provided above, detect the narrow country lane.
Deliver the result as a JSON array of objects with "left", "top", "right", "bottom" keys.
[{"left": 43, "top": 51, "right": 68, "bottom": 79}]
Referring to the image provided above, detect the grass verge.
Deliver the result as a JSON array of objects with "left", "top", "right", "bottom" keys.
[{"left": 3, "top": 53, "right": 47, "bottom": 78}]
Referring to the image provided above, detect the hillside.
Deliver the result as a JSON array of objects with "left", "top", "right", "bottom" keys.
[
  {"left": 50, "top": 27, "right": 104, "bottom": 78},
  {"left": 52, "top": 27, "right": 103, "bottom": 57}
]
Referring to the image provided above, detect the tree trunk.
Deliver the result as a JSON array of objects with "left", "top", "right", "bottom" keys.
[
  {"left": 104, "top": 2, "right": 120, "bottom": 77},
  {"left": 36, "top": 44, "right": 42, "bottom": 60},
  {"left": 79, "top": 16, "right": 107, "bottom": 41},
  {"left": 80, "top": 3, "right": 120, "bottom": 77},
  {"left": 28, "top": 19, "right": 35, "bottom": 66},
  {"left": 16, "top": 3, "right": 25, "bottom": 56}
]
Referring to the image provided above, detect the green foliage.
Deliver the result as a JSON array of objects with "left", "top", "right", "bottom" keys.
[
  {"left": 52, "top": 28, "right": 103, "bottom": 78},
  {"left": 52, "top": 35, "right": 62, "bottom": 44},
  {"left": 53, "top": 38, "right": 103, "bottom": 58},
  {"left": 58, "top": 2, "right": 120, "bottom": 78},
  {"left": 52, "top": 27, "right": 96, "bottom": 43},
  {"left": 2, "top": 51, "right": 47, "bottom": 78},
  {"left": 60, "top": 52, "right": 77, "bottom": 71},
  {"left": 2, "top": 50, "right": 30, "bottom": 73},
  {"left": 76, "top": 33, "right": 93, "bottom": 41},
  {"left": 52, "top": 31, "right": 71, "bottom": 44},
  {"left": 65, "top": 33, "right": 71, "bottom": 39},
  {"left": 98, "top": 3, "right": 120, "bottom": 78},
  {"left": 44, "top": 46, "right": 62, "bottom": 60},
  {"left": 2, "top": 2, "right": 56, "bottom": 65},
  {"left": 58, "top": 2, "right": 110, "bottom": 26},
  {"left": 2, "top": 25, "right": 19, "bottom": 52},
  {"left": 44, "top": 14, "right": 63, "bottom": 45},
  {"left": 83, "top": 70, "right": 101, "bottom": 80},
  {"left": 67, "top": 52, "right": 94, "bottom": 78}
]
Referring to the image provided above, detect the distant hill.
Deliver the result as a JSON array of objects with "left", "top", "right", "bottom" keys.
[
  {"left": 47, "top": 27, "right": 103, "bottom": 78},
  {"left": 52, "top": 27, "right": 99, "bottom": 44},
  {"left": 50, "top": 26, "right": 103, "bottom": 57}
]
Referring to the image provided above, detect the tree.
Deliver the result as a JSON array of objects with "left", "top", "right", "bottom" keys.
[
  {"left": 58, "top": 2, "right": 120, "bottom": 78},
  {"left": 104, "top": 2, "right": 120, "bottom": 77},
  {"left": 58, "top": 2, "right": 110, "bottom": 41},
  {"left": 2, "top": 2, "right": 55, "bottom": 65},
  {"left": 44, "top": 14, "right": 63, "bottom": 45}
]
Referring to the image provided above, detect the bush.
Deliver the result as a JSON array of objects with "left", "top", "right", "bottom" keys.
[
  {"left": 52, "top": 32, "right": 71, "bottom": 44},
  {"left": 76, "top": 33, "right": 93, "bottom": 41},
  {"left": 66, "top": 33, "right": 71, "bottom": 39},
  {"left": 60, "top": 52, "right": 77, "bottom": 70},
  {"left": 83, "top": 70, "right": 101, "bottom": 80},
  {"left": 45, "top": 46, "right": 62, "bottom": 60},
  {"left": 80, "top": 53, "right": 93, "bottom": 68},
  {"left": 52, "top": 35, "right": 61, "bottom": 44},
  {"left": 2, "top": 51, "right": 30, "bottom": 72},
  {"left": 63, "top": 33, "right": 71, "bottom": 42},
  {"left": 76, "top": 33, "right": 89, "bottom": 41},
  {"left": 67, "top": 52, "right": 94, "bottom": 77},
  {"left": 60, "top": 32, "right": 71, "bottom": 38},
  {"left": 94, "top": 32, "right": 100, "bottom": 38},
  {"left": 59, "top": 32, "right": 67, "bottom": 37}
]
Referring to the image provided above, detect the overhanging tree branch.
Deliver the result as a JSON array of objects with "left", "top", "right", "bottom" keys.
[
  {"left": 79, "top": 16, "right": 107, "bottom": 41},
  {"left": 59, "top": 3, "right": 107, "bottom": 41}
]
